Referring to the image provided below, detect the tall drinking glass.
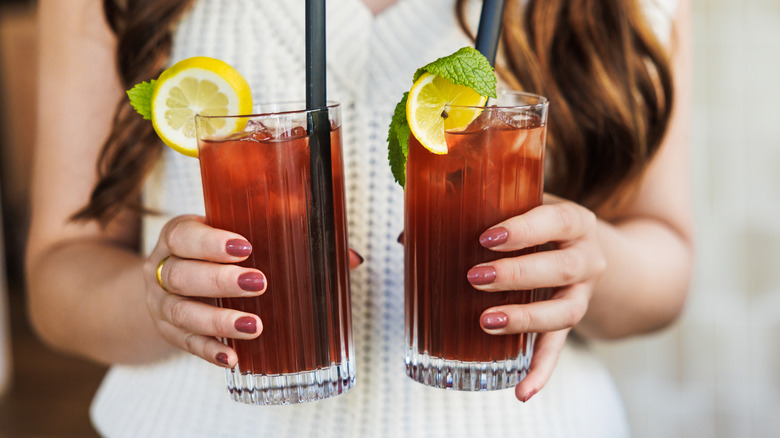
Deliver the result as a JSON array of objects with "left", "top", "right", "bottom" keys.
[
  {"left": 404, "top": 92, "right": 549, "bottom": 391},
  {"left": 195, "top": 103, "right": 354, "bottom": 405}
]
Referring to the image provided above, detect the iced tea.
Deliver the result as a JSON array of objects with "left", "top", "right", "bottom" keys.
[
  {"left": 404, "top": 93, "right": 548, "bottom": 390},
  {"left": 197, "top": 104, "right": 354, "bottom": 404}
]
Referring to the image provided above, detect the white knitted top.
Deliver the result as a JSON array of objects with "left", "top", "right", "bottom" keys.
[{"left": 91, "top": 0, "right": 678, "bottom": 436}]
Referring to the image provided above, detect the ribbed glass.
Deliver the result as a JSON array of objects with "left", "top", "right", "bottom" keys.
[
  {"left": 404, "top": 92, "right": 548, "bottom": 391},
  {"left": 196, "top": 103, "right": 354, "bottom": 404}
]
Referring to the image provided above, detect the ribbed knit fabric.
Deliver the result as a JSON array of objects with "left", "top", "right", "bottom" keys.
[{"left": 91, "top": 0, "right": 677, "bottom": 436}]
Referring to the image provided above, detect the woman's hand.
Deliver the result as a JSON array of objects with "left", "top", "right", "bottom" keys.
[
  {"left": 467, "top": 194, "right": 607, "bottom": 402},
  {"left": 144, "top": 215, "right": 267, "bottom": 368},
  {"left": 144, "top": 215, "right": 363, "bottom": 369}
]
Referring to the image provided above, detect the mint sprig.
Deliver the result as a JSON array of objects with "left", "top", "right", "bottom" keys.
[
  {"left": 387, "top": 47, "right": 496, "bottom": 187},
  {"left": 387, "top": 93, "right": 410, "bottom": 186},
  {"left": 413, "top": 47, "right": 497, "bottom": 99},
  {"left": 127, "top": 80, "right": 156, "bottom": 121}
]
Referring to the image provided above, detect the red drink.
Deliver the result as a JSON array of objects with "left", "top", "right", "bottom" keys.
[
  {"left": 196, "top": 105, "right": 353, "bottom": 404},
  {"left": 404, "top": 94, "right": 548, "bottom": 391}
]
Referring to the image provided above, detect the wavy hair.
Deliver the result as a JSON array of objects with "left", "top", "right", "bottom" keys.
[
  {"left": 78, "top": 0, "right": 674, "bottom": 223},
  {"left": 73, "top": 0, "right": 193, "bottom": 223},
  {"left": 458, "top": 0, "right": 674, "bottom": 211}
]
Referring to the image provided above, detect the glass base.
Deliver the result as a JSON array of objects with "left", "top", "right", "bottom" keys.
[
  {"left": 225, "top": 359, "right": 355, "bottom": 405},
  {"left": 404, "top": 348, "right": 532, "bottom": 391}
]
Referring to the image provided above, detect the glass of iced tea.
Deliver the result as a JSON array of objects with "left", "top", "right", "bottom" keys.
[
  {"left": 195, "top": 103, "right": 354, "bottom": 405},
  {"left": 404, "top": 91, "right": 549, "bottom": 391}
]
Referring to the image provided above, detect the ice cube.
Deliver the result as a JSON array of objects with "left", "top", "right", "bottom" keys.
[
  {"left": 242, "top": 120, "right": 273, "bottom": 142},
  {"left": 513, "top": 112, "right": 543, "bottom": 130},
  {"left": 258, "top": 114, "right": 292, "bottom": 138},
  {"left": 491, "top": 108, "right": 524, "bottom": 130},
  {"left": 463, "top": 107, "right": 495, "bottom": 132},
  {"left": 465, "top": 106, "right": 523, "bottom": 131},
  {"left": 521, "top": 126, "right": 545, "bottom": 158},
  {"left": 245, "top": 119, "right": 265, "bottom": 132},
  {"left": 475, "top": 107, "right": 545, "bottom": 130},
  {"left": 278, "top": 125, "right": 308, "bottom": 140},
  {"left": 509, "top": 127, "right": 530, "bottom": 154}
]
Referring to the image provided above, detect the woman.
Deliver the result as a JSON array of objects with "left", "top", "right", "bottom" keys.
[{"left": 27, "top": 0, "right": 692, "bottom": 436}]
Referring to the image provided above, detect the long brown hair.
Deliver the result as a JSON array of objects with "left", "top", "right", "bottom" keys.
[
  {"left": 73, "top": 0, "right": 193, "bottom": 223},
  {"left": 458, "top": 0, "right": 674, "bottom": 212},
  {"left": 79, "top": 0, "right": 674, "bottom": 224}
]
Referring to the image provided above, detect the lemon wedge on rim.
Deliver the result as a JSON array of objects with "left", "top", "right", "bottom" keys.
[
  {"left": 151, "top": 56, "right": 253, "bottom": 157},
  {"left": 406, "top": 72, "right": 487, "bottom": 155}
]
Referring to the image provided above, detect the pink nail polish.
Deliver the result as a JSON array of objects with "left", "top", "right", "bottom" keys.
[
  {"left": 216, "top": 352, "right": 229, "bottom": 366},
  {"left": 226, "top": 239, "right": 252, "bottom": 257},
  {"left": 481, "top": 312, "right": 508, "bottom": 329},
  {"left": 522, "top": 388, "right": 538, "bottom": 403},
  {"left": 479, "top": 226, "right": 509, "bottom": 248},
  {"left": 238, "top": 272, "right": 265, "bottom": 292},
  {"left": 234, "top": 316, "right": 257, "bottom": 334},
  {"left": 467, "top": 265, "right": 497, "bottom": 285}
]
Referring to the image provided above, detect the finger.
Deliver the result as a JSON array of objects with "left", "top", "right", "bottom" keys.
[
  {"left": 478, "top": 202, "right": 596, "bottom": 252},
  {"left": 541, "top": 193, "right": 566, "bottom": 205},
  {"left": 467, "top": 243, "right": 591, "bottom": 291},
  {"left": 156, "top": 320, "right": 240, "bottom": 368},
  {"left": 515, "top": 328, "right": 570, "bottom": 402},
  {"left": 157, "top": 293, "right": 263, "bottom": 340},
  {"left": 158, "top": 256, "right": 266, "bottom": 297},
  {"left": 479, "top": 284, "right": 590, "bottom": 334},
  {"left": 161, "top": 215, "right": 253, "bottom": 263},
  {"left": 349, "top": 249, "right": 364, "bottom": 269}
]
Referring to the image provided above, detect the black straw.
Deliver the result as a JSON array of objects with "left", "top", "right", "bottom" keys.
[
  {"left": 305, "top": 0, "right": 337, "bottom": 364},
  {"left": 306, "top": 0, "right": 327, "bottom": 110},
  {"left": 474, "top": 0, "right": 506, "bottom": 67}
]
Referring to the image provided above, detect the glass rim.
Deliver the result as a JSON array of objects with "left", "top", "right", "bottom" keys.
[
  {"left": 446, "top": 90, "right": 549, "bottom": 111},
  {"left": 194, "top": 101, "right": 341, "bottom": 120}
]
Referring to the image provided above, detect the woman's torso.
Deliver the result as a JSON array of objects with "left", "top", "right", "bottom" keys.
[{"left": 91, "top": 0, "right": 677, "bottom": 436}]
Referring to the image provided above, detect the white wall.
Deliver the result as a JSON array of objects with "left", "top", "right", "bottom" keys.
[{"left": 597, "top": 1, "right": 780, "bottom": 437}]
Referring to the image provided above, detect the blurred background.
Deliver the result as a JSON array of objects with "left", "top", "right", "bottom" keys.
[
  {"left": 596, "top": 1, "right": 780, "bottom": 437},
  {"left": 0, "top": 0, "right": 778, "bottom": 436},
  {"left": 0, "top": 1, "right": 108, "bottom": 436}
]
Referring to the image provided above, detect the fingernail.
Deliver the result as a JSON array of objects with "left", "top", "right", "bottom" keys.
[
  {"left": 479, "top": 227, "right": 509, "bottom": 248},
  {"left": 522, "top": 388, "right": 538, "bottom": 403},
  {"left": 216, "top": 352, "right": 230, "bottom": 366},
  {"left": 238, "top": 272, "right": 265, "bottom": 292},
  {"left": 226, "top": 239, "right": 252, "bottom": 257},
  {"left": 354, "top": 251, "right": 365, "bottom": 265},
  {"left": 481, "top": 312, "right": 508, "bottom": 329},
  {"left": 397, "top": 231, "right": 405, "bottom": 244},
  {"left": 234, "top": 316, "right": 257, "bottom": 334},
  {"left": 467, "top": 265, "right": 497, "bottom": 285}
]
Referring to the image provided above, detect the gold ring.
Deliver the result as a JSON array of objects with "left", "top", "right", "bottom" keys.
[{"left": 156, "top": 256, "right": 170, "bottom": 291}]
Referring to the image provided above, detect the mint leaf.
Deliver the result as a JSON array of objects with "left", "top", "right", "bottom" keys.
[
  {"left": 127, "top": 80, "right": 156, "bottom": 120},
  {"left": 387, "top": 92, "right": 409, "bottom": 187},
  {"left": 387, "top": 47, "right": 497, "bottom": 188},
  {"left": 414, "top": 47, "right": 497, "bottom": 98}
]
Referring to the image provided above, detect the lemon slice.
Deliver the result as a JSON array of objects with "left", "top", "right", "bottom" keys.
[
  {"left": 151, "top": 57, "right": 253, "bottom": 157},
  {"left": 405, "top": 72, "right": 487, "bottom": 154}
]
